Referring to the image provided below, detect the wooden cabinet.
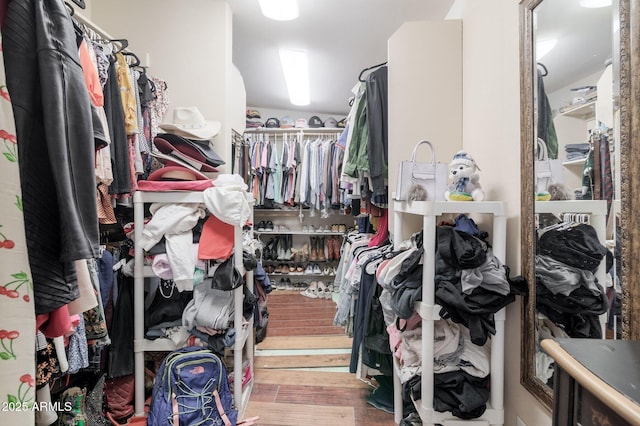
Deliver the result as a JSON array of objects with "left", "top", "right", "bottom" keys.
[{"left": 541, "top": 338, "right": 640, "bottom": 426}]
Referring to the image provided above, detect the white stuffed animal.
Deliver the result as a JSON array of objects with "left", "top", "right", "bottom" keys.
[{"left": 444, "top": 151, "right": 485, "bottom": 201}]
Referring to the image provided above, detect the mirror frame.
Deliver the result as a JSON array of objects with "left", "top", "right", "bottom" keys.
[{"left": 519, "top": 0, "right": 638, "bottom": 409}]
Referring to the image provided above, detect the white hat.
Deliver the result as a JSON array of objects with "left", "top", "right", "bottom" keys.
[{"left": 160, "top": 107, "right": 221, "bottom": 140}]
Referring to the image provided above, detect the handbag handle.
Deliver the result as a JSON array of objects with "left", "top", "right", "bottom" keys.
[
  {"left": 536, "top": 138, "right": 549, "bottom": 161},
  {"left": 411, "top": 140, "right": 436, "bottom": 165}
]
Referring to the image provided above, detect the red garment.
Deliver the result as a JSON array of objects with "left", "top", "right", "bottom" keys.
[
  {"left": 136, "top": 180, "right": 214, "bottom": 191},
  {"left": 368, "top": 208, "right": 388, "bottom": 247},
  {"left": 198, "top": 214, "right": 234, "bottom": 260},
  {"left": 36, "top": 305, "right": 73, "bottom": 338},
  {"left": 0, "top": 0, "right": 7, "bottom": 30}
]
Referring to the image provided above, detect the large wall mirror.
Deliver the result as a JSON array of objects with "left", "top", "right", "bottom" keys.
[{"left": 520, "top": 0, "right": 640, "bottom": 408}]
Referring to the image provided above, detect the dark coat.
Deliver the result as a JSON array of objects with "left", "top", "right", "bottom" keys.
[{"left": 4, "top": 0, "right": 99, "bottom": 313}]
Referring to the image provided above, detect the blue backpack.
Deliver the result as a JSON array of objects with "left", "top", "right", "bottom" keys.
[{"left": 147, "top": 346, "right": 238, "bottom": 426}]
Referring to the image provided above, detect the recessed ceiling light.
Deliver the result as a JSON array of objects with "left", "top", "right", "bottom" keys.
[
  {"left": 279, "top": 48, "right": 310, "bottom": 106},
  {"left": 259, "top": 0, "right": 299, "bottom": 21},
  {"left": 580, "top": 0, "right": 612, "bottom": 8},
  {"left": 536, "top": 39, "right": 557, "bottom": 61}
]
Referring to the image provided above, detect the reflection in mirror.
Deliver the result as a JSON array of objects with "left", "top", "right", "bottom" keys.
[{"left": 519, "top": 0, "right": 633, "bottom": 409}]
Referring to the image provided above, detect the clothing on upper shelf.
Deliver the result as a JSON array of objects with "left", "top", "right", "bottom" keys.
[{"left": 535, "top": 222, "right": 609, "bottom": 339}]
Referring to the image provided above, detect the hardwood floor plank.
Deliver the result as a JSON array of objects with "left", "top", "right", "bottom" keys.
[
  {"left": 267, "top": 326, "right": 346, "bottom": 337},
  {"left": 255, "top": 353, "right": 350, "bottom": 369},
  {"left": 243, "top": 401, "right": 355, "bottom": 426},
  {"left": 257, "top": 335, "right": 352, "bottom": 350},
  {"left": 253, "top": 368, "right": 371, "bottom": 389}
]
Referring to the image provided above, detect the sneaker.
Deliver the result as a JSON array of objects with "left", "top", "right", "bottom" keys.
[
  {"left": 301, "top": 281, "right": 318, "bottom": 298},
  {"left": 277, "top": 278, "right": 287, "bottom": 290},
  {"left": 313, "top": 263, "right": 322, "bottom": 274},
  {"left": 265, "top": 220, "right": 274, "bottom": 231},
  {"left": 304, "top": 264, "right": 314, "bottom": 274},
  {"left": 257, "top": 221, "right": 267, "bottom": 231}
]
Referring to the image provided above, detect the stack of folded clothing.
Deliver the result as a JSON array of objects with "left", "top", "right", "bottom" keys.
[
  {"left": 246, "top": 109, "right": 263, "bottom": 128},
  {"left": 564, "top": 142, "right": 590, "bottom": 162}
]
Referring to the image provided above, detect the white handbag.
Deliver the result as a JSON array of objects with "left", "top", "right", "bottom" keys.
[
  {"left": 395, "top": 140, "right": 449, "bottom": 201},
  {"left": 535, "top": 138, "right": 564, "bottom": 193}
]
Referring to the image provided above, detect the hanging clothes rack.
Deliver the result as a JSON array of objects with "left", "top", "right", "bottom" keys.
[{"left": 70, "top": 8, "right": 147, "bottom": 68}]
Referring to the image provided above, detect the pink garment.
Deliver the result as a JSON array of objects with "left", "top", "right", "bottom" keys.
[
  {"left": 136, "top": 180, "right": 213, "bottom": 191},
  {"left": 151, "top": 254, "right": 173, "bottom": 280},
  {"left": 36, "top": 305, "right": 73, "bottom": 339}
]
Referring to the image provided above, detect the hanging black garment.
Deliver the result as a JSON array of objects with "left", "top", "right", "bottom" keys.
[
  {"left": 104, "top": 55, "right": 132, "bottom": 195},
  {"left": 365, "top": 65, "right": 388, "bottom": 196},
  {"left": 3, "top": 0, "right": 100, "bottom": 314},
  {"left": 108, "top": 273, "right": 134, "bottom": 378},
  {"left": 537, "top": 69, "right": 558, "bottom": 159}
]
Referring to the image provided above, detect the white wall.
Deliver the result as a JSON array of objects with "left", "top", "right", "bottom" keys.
[
  {"left": 87, "top": 0, "right": 242, "bottom": 172},
  {"left": 460, "top": 1, "right": 551, "bottom": 425},
  {"left": 387, "top": 20, "right": 463, "bottom": 238}
]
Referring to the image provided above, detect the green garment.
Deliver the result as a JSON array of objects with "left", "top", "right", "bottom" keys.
[{"left": 343, "top": 84, "right": 370, "bottom": 177}]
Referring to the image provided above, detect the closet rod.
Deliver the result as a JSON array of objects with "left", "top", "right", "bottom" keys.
[
  {"left": 72, "top": 11, "right": 116, "bottom": 43},
  {"left": 72, "top": 10, "right": 146, "bottom": 67}
]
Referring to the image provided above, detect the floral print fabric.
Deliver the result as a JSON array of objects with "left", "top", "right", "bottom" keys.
[{"left": 0, "top": 32, "right": 36, "bottom": 423}]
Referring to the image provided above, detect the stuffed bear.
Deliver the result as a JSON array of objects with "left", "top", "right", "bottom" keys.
[{"left": 445, "top": 151, "right": 485, "bottom": 201}]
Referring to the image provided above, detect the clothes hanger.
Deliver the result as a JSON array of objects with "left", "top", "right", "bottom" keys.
[
  {"left": 64, "top": 1, "right": 75, "bottom": 16},
  {"left": 110, "top": 38, "right": 129, "bottom": 53},
  {"left": 358, "top": 61, "right": 387, "bottom": 82},
  {"left": 71, "top": 0, "right": 86, "bottom": 9},
  {"left": 537, "top": 62, "right": 548, "bottom": 77},
  {"left": 123, "top": 51, "right": 141, "bottom": 67}
]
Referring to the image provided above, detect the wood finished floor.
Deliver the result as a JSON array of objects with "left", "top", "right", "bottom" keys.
[{"left": 243, "top": 291, "right": 397, "bottom": 425}]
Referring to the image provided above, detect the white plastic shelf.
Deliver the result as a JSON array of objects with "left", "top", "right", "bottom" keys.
[
  {"left": 392, "top": 200, "right": 507, "bottom": 426},
  {"left": 132, "top": 190, "right": 254, "bottom": 417}
]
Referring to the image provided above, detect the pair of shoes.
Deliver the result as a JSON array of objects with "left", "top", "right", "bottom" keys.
[
  {"left": 301, "top": 281, "right": 318, "bottom": 298},
  {"left": 256, "top": 220, "right": 274, "bottom": 231},
  {"left": 304, "top": 263, "right": 321, "bottom": 275}
]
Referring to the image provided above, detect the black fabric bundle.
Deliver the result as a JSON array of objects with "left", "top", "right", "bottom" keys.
[{"left": 537, "top": 223, "right": 607, "bottom": 272}]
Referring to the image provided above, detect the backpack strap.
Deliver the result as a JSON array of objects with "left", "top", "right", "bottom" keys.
[
  {"left": 171, "top": 392, "right": 179, "bottom": 425},
  {"left": 212, "top": 389, "right": 232, "bottom": 426}
]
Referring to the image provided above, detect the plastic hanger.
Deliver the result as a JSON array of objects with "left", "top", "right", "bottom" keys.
[{"left": 358, "top": 61, "right": 387, "bottom": 82}]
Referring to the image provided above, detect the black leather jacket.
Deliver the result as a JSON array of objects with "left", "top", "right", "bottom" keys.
[{"left": 3, "top": 0, "right": 99, "bottom": 314}]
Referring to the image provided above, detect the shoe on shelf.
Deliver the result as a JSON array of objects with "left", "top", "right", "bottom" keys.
[
  {"left": 309, "top": 236, "right": 318, "bottom": 261},
  {"left": 296, "top": 264, "right": 304, "bottom": 273},
  {"left": 257, "top": 221, "right": 267, "bottom": 231},
  {"left": 304, "top": 263, "right": 314, "bottom": 275},
  {"left": 265, "top": 220, "right": 274, "bottom": 231},
  {"left": 323, "top": 266, "right": 331, "bottom": 275},
  {"left": 316, "top": 236, "right": 326, "bottom": 261},
  {"left": 285, "top": 278, "right": 293, "bottom": 290},
  {"left": 277, "top": 278, "right": 287, "bottom": 290},
  {"left": 317, "top": 281, "right": 327, "bottom": 299},
  {"left": 301, "top": 281, "right": 318, "bottom": 299},
  {"left": 313, "top": 263, "right": 322, "bottom": 275},
  {"left": 274, "top": 264, "right": 283, "bottom": 274}
]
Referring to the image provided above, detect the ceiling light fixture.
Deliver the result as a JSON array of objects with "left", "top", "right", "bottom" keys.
[
  {"left": 536, "top": 39, "right": 557, "bottom": 61},
  {"left": 579, "top": 0, "right": 612, "bottom": 8},
  {"left": 258, "top": 0, "right": 299, "bottom": 21},
  {"left": 279, "top": 48, "right": 310, "bottom": 106}
]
